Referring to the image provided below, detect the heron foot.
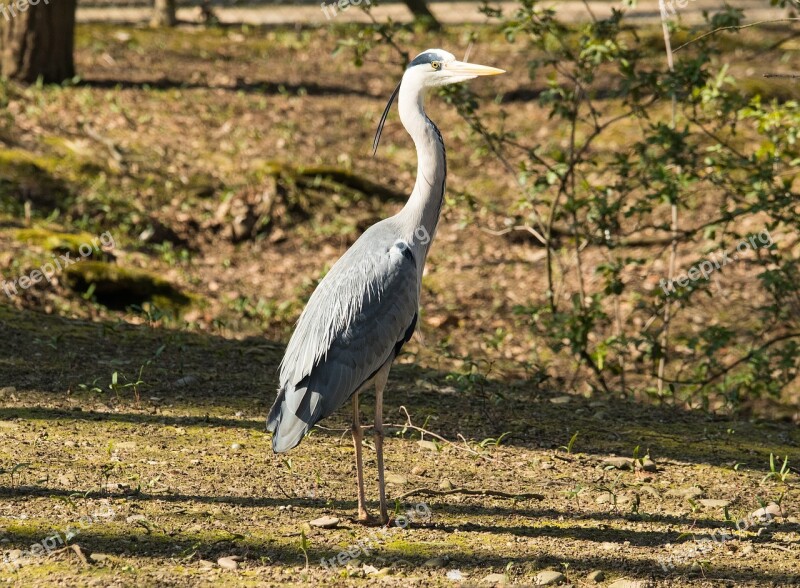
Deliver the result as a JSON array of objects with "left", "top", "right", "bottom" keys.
[{"left": 354, "top": 511, "right": 384, "bottom": 526}]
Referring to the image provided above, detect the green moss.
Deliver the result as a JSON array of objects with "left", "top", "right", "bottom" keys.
[{"left": 14, "top": 227, "right": 100, "bottom": 255}]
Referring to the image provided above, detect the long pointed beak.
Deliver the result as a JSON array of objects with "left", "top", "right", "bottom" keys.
[{"left": 445, "top": 61, "right": 506, "bottom": 76}]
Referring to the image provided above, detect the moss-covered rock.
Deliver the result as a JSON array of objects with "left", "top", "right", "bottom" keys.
[{"left": 64, "top": 261, "right": 193, "bottom": 312}]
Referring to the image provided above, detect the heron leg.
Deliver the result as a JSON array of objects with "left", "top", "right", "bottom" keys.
[
  {"left": 374, "top": 368, "right": 390, "bottom": 524},
  {"left": 352, "top": 392, "right": 370, "bottom": 522}
]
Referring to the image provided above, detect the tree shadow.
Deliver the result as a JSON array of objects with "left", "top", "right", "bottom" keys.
[{"left": 0, "top": 305, "right": 797, "bottom": 471}]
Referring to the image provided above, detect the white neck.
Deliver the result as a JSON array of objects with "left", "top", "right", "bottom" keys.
[{"left": 395, "top": 78, "right": 447, "bottom": 260}]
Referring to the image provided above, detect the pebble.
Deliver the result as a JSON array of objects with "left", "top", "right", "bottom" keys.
[
  {"left": 89, "top": 553, "right": 110, "bottom": 562},
  {"left": 217, "top": 556, "right": 239, "bottom": 570},
  {"left": 230, "top": 443, "right": 242, "bottom": 451},
  {"left": 411, "top": 465, "right": 427, "bottom": 476},
  {"left": 751, "top": 503, "right": 782, "bottom": 521},
  {"left": 587, "top": 570, "right": 605, "bottom": 582},
  {"left": 126, "top": 514, "right": 147, "bottom": 523},
  {"left": 417, "top": 440, "right": 438, "bottom": 451},
  {"left": 447, "top": 569, "right": 464, "bottom": 580},
  {"left": 439, "top": 478, "right": 454, "bottom": 490},
  {"left": 481, "top": 572, "right": 507, "bottom": 584},
  {"left": 535, "top": 570, "right": 565, "bottom": 585},
  {"left": 385, "top": 472, "right": 408, "bottom": 485},
  {"left": 309, "top": 516, "right": 339, "bottom": 528},
  {"left": 549, "top": 395, "right": 572, "bottom": 404},
  {"left": 596, "top": 492, "right": 614, "bottom": 504},
  {"left": 668, "top": 486, "right": 704, "bottom": 499},
  {"left": 640, "top": 458, "right": 658, "bottom": 472},
  {"left": 699, "top": 499, "right": 730, "bottom": 508},
  {"left": 608, "top": 580, "right": 648, "bottom": 588},
  {"left": 603, "top": 457, "right": 633, "bottom": 470}
]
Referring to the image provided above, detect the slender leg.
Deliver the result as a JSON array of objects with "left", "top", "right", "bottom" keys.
[
  {"left": 374, "top": 368, "right": 390, "bottom": 524},
  {"left": 352, "top": 392, "right": 370, "bottom": 522}
]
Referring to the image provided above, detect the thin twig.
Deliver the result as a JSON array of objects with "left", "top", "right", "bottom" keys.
[
  {"left": 673, "top": 18, "right": 800, "bottom": 54},
  {"left": 394, "top": 406, "right": 498, "bottom": 462},
  {"left": 392, "top": 487, "right": 544, "bottom": 501}
]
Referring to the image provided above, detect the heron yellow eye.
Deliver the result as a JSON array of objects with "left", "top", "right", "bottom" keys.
[{"left": 431, "top": 61, "right": 441, "bottom": 71}]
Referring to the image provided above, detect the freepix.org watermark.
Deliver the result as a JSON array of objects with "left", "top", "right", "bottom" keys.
[
  {"left": 320, "top": 0, "right": 371, "bottom": 21},
  {"left": 0, "top": 0, "right": 50, "bottom": 21},
  {"left": 659, "top": 229, "right": 772, "bottom": 296},
  {"left": 2, "top": 231, "right": 116, "bottom": 299}
]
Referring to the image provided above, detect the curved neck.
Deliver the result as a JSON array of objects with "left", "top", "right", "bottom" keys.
[{"left": 396, "top": 80, "right": 447, "bottom": 254}]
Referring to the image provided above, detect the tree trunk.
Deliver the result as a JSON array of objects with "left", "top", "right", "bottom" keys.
[
  {"left": 0, "top": 0, "right": 77, "bottom": 84},
  {"left": 403, "top": 0, "right": 441, "bottom": 30},
  {"left": 151, "top": 0, "right": 177, "bottom": 27}
]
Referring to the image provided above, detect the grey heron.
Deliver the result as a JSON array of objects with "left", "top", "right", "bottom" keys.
[{"left": 267, "top": 49, "right": 504, "bottom": 524}]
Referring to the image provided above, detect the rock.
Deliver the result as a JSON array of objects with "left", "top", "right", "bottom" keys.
[
  {"left": 198, "top": 559, "right": 215, "bottom": 568},
  {"left": 640, "top": 458, "right": 658, "bottom": 472},
  {"left": 411, "top": 465, "right": 427, "bottom": 476},
  {"left": 309, "top": 516, "right": 339, "bottom": 528},
  {"left": 89, "top": 553, "right": 110, "bottom": 562},
  {"left": 603, "top": 457, "right": 634, "bottom": 470},
  {"left": 417, "top": 440, "right": 439, "bottom": 452},
  {"left": 608, "top": 580, "right": 648, "bottom": 588},
  {"left": 699, "top": 499, "right": 730, "bottom": 508},
  {"left": 535, "top": 570, "right": 565, "bottom": 585},
  {"left": 587, "top": 570, "right": 605, "bottom": 582},
  {"left": 447, "top": 569, "right": 464, "bottom": 580},
  {"left": 230, "top": 443, "right": 242, "bottom": 451},
  {"left": 668, "top": 486, "right": 704, "bottom": 499},
  {"left": 549, "top": 395, "right": 572, "bottom": 404},
  {"left": 439, "top": 478, "right": 454, "bottom": 490},
  {"left": 424, "top": 556, "right": 447, "bottom": 568},
  {"left": 481, "top": 572, "right": 507, "bottom": 584},
  {"left": 217, "top": 556, "right": 239, "bottom": 570},
  {"left": 385, "top": 472, "right": 408, "bottom": 485},
  {"left": 596, "top": 492, "right": 614, "bottom": 504},
  {"left": 126, "top": 514, "right": 147, "bottom": 523},
  {"left": 751, "top": 503, "right": 782, "bottom": 521}
]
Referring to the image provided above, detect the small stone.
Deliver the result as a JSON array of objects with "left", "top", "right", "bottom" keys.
[
  {"left": 64, "top": 440, "right": 76, "bottom": 447},
  {"left": 535, "top": 570, "right": 565, "bottom": 585},
  {"left": 439, "top": 478, "right": 454, "bottom": 490},
  {"left": 549, "top": 395, "right": 572, "bottom": 404},
  {"left": 230, "top": 443, "right": 243, "bottom": 451},
  {"left": 217, "top": 556, "right": 239, "bottom": 570},
  {"left": 309, "top": 516, "right": 339, "bottom": 528},
  {"left": 587, "top": 570, "right": 605, "bottom": 582},
  {"left": 198, "top": 559, "right": 215, "bottom": 568},
  {"left": 608, "top": 580, "right": 648, "bottom": 588},
  {"left": 751, "top": 503, "right": 782, "bottom": 521},
  {"left": 699, "top": 499, "right": 730, "bottom": 508},
  {"left": 417, "top": 440, "right": 439, "bottom": 451},
  {"left": 411, "top": 465, "right": 427, "bottom": 476},
  {"left": 596, "top": 492, "right": 614, "bottom": 504},
  {"left": 540, "top": 462, "right": 555, "bottom": 470},
  {"left": 385, "top": 472, "right": 408, "bottom": 485},
  {"left": 424, "top": 556, "right": 447, "bottom": 568},
  {"left": 669, "top": 486, "right": 704, "bottom": 499},
  {"left": 234, "top": 411, "right": 244, "bottom": 417},
  {"left": 603, "top": 457, "right": 634, "bottom": 470},
  {"left": 126, "top": 514, "right": 146, "bottom": 523},
  {"left": 640, "top": 458, "right": 658, "bottom": 472},
  {"left": 447, "top": 569, "right": 464, "bottom": 580},
  {"left": 89, "top": 553, "right": 110, "bottom": 562},
  {"left": 481, "top": 572, "right": 507, "bottom": 584}
]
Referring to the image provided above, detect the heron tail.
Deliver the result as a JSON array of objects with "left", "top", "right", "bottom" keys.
[{"left": 266, "top": 379, "right": 321, "bottom": 453}]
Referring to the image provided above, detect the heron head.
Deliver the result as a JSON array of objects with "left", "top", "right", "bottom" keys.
[
  {"left": 404, "top": 48, "right": 505, "bottom": 87},
  {"left": 372, "top": 48, "right": 504, "bottom": 155}
]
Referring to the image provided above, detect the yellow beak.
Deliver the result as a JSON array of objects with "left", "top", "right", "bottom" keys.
[{"left": 445, "top": 61, "right": 506, "bottom": 76}]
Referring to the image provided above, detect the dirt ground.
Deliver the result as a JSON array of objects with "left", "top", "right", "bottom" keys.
[{"left": 0, "top": 17, "right": 799, "bottom": 588}]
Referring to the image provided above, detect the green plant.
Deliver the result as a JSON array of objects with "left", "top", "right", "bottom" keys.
[{"left": 761, "top": 454, "right": 791, "bottom": 484}]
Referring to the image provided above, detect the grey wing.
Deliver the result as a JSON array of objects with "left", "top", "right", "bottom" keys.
[{"left": 267, "top": 234, "right": 419, "bottom": 452}]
